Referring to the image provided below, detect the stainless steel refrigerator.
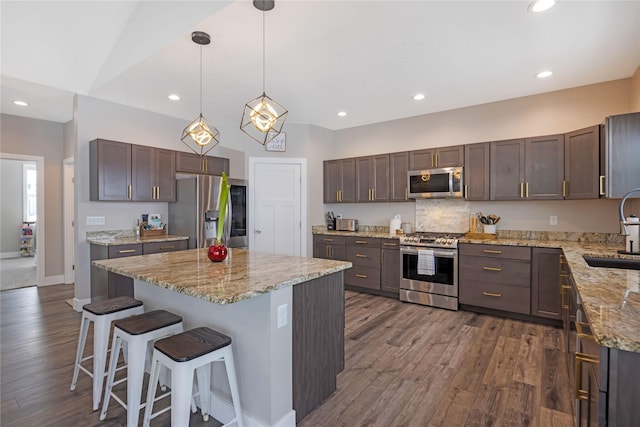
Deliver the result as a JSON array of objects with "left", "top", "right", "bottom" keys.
[{"left": 168, "top": 174, "right": 248, "bottom": 249}]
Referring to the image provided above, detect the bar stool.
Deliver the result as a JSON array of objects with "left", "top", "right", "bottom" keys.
[
  {"left": 142, "top": 327, "right": 243, "bottom": 427},
  {"left": 100, "top": 310, "right": 184, "bottom": 427},
  {"left": 70, "top": 296, "right": 144, "bottom": 410}
]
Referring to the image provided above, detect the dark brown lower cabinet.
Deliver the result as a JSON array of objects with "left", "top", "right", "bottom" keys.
[
  {"left": 380, "top": 240, "right": 400, "bottom": 294},
  {"left": 531, "top": 247, "right": 562, "bottom": 319},
  {"left": 292, "top": 272, "right": 344, "bottom": 422}
]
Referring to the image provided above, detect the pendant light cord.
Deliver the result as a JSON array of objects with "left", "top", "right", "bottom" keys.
[
  {"left": 199, "top": 44, "right": 203, "bottom": 115},
  {"left": 262, "top": 8, "right": 266, "bottom": 95}
]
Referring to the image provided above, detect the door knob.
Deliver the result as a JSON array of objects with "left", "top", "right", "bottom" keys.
[{"left": 255, "top": 229, "right": 262, "bottom": 234}]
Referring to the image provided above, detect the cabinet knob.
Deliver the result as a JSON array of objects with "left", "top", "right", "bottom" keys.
[{"left": 255, "top": 229, "right": 262, "bottom": 234}]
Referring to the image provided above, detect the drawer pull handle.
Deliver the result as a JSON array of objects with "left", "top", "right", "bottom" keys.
[
  {"left": 599, "top": 175, "right": 605, "bottom": 196},
  {"left": 355, "top": 274, "right": 368, "bottom": 279},
  {"left": 383, "top": 242, "right": 397, "bottom": 247},
  {"left": 561, "top": 288, "right": 568, "bottom": 309},
  {"left": 575, "top": 352, "right": 599, "bottom": 401},
  {"left": 483, "top": 291, "right": 502, "bottom": 298},
  {"left": 324, "top": 238, "right": 335, "bottom": 242},
  {"left": 575, "top": 322, "right": 595, "bottom": 340},
  {"left": 356, "top": 254, "right": 368, "bottom": 258},
  {"left": 483, "top": 266, "right": 502, "bottom": 272},
  {"left": 118, "top": 249, "right": 137, "bottom": 253},
  {"left": 483, "top": 249, "right": 502, "bottom": 254},
  {"left": 355, "top": 240, "right": 368, "bottom": 244},
  {"left": 159, "top": 246, "right": 175, "bottom": 250}
]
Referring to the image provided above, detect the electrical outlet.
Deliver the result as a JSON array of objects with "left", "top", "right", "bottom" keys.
[
  {"left": 86, "top": 216, "right": 106, "bottom": 226},
  {"left": 277, "top": 304, "right": 288, "bottom": 328},
  {"left": 549, "top": 215, "right": 558, "bottom": 226}
]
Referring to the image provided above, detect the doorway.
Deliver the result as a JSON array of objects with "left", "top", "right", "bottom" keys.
[
  {"left": 63, "top": 157, "right": 75, "bottom": 284},
  {"left": 248, "top": 158, "right": 307, "bottom": 256},
  {"left": 0, "top": 153, "right": 45, "bottom": 290}
]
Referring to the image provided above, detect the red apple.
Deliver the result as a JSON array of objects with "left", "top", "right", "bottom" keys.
[{"left": 208, "top": 243, "right": 228, "bottom": 262}]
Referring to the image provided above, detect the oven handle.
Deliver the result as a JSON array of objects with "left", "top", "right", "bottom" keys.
[{"left": 400, "top": 246, "right": 456, "bottom": 258}]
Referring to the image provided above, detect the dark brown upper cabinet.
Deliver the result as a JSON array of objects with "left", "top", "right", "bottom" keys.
[
  {"left": 564, "top": 125, "right": 600, "bottom": 199},
  {"left": 409, "top": 145, "right": 464, "bottom": 170},
  {"left": 601, "top": 112, "right": 640, "bottom": 198},
  {"left": 490, "top": 135, "right": 564, "bottom": 200},
  {"left": 175, "top": 151, "right": 229, "bottom": 176},
  {"left": 464, "top": 142, "right": 490, "bottom": 201},
  {"left": 356, "top": 154, "right": 390, "bottom": 202},
  {"left": 389, "top": 152, "right": 410, "bottom": 202},
  {"left": 131, "top": 146, "right": 176, "bottom": 202},
  {"left": 90, "top": 139, "right": 132, "bottom": 201},
  {"left": 323, "top": 158, "right": 356, "bottom": 203}
]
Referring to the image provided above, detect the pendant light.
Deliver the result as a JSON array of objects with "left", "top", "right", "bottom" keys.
[
  {"left": 240, "top": 0, "right": 288, "bottom": 145},
  {"left": 181, "top": 31, "right": 220, "bottom": 156}
]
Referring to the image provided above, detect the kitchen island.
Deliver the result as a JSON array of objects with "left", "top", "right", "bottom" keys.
[{"left": 92, "top": 248, "right": 351, "bottom": 427}]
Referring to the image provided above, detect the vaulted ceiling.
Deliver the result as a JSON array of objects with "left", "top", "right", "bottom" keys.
[{"left": 2, "top": 1, "right": 639, "bottom": 130}]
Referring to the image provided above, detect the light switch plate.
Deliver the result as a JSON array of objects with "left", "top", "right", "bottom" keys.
[
  {"left": 549, "top": 215, "right": 558, "bottom": 225},
  {"left": 277, "top": 304, "right": 288, "bottom": 328},
  {"left": 86, "top": 216, "right": 106, "bottom": 226}
]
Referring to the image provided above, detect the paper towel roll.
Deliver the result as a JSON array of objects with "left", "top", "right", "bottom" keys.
[
  {"left": 626, "top": 216, "right": 640, "bottom": 253},
  {"left": 390, "top": 215, "right": 402, "bottom": 235}
]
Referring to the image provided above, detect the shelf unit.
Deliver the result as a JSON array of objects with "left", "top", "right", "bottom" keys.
[{"left": 20, "top": 222, "right": 35, "bottom": 257}]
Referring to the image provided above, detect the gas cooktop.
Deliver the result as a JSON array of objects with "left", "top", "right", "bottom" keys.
[{"left": 399, "top": 232, "right": 465, "bottom": 248}]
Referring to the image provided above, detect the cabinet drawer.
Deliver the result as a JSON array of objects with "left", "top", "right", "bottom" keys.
[
  {"left": 459, "top": 243, "right": 531, "bottom": 260},
  {"left": 108, "top": 244, "right": 143, "bottom": 258},
  {"left": 459, "top": 280, "right": 531, "bottom": 315},
  {"left": 459, "top": 256, "right": 531, "bottom": 287},
  {"left": 313, "top": 244, "right": 346, "bottom": 261},
  {"left": 345, "top": 236, "right": 381, "bottom": 248},
  {"left": 143, "top": 240, "right": 187, "bottom": 254},
  {"left": 346, "top": 246, "right": 381, "bottom": 268},
  {"left": 380, "top": 239, "right": 400, "bottom": 250},
  {"left": 345, "top": 266, "right": 380, "bottom": 290},
  {"left": 313, "top": 235, "right": 346, "bottom": 246}
]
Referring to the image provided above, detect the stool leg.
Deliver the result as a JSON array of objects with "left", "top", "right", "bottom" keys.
[
  {"left": 223, "top": 347, "right": 244, "bottom": 427},
  {"left": 92, "top": 316, "right": 110, "bottom": 410},
  {"left": 99, "top": 333, "right": 122, "bottom": 420},
  {"left": 70, "top": 314, "right": 90, "bottom": 391},
  {"left": 125, "top": 336, "right": 148, "bottom": 427},
  {"left": 171, "top": 363, "right": 194, "bottom": 427},
  {"left": 142, "top": 354, "right": 162, "bottom": 427},
  {"left": 195, "top": 364, "right": 211, "bottom": 421}
]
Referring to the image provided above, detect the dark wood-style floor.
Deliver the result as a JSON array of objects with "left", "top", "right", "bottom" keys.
[{"left": 1, "top": 285, "right": 574, "bottom": 426}]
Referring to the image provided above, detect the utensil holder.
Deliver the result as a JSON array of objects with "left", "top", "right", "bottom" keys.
[{"left": 483, "top": 224, "right": 496, "bottom": 234}]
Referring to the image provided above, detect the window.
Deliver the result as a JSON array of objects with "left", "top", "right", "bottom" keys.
[{"left": 23, "top": 162, "right": 37, "bottom": 222}]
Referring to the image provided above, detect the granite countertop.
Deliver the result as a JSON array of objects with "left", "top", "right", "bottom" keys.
[
  {"left": 312, "top": 229, "right": 401, "bottom": 239},
  {"left": 92, "top": 248, "right": 352, "bottom": 305},
  {"left": 87, "top": 230, "right": 189, "bottom": 246}
]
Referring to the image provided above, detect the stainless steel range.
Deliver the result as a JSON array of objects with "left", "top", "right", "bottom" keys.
[{"left": 399, "top": 232, "right": 463, "bottom": 310}]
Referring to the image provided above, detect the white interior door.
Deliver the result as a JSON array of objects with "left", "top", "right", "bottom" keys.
[
  {"left": 250, "top": 159, "right": 306, "bottom": 256},
  {"left": 63, "top": 158, "right": 75, "bottom": 284}
]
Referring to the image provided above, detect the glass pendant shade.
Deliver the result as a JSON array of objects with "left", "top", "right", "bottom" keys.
[
  {"left": 181, "top": 113, "right": 220, "bottom": 155},
  {"left": 240, "top": 93, "right": 288, "bottom": 145}
]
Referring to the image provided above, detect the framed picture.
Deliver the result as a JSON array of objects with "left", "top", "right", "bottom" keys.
[{"left": 265, "top": 132, "right": 286, "bottom": 152}]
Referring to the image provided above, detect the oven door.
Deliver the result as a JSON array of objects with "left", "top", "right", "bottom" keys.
[{"left": 400, "top": 246, "right": 458, "bottom": 297}]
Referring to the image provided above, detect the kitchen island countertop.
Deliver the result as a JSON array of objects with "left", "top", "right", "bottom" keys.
[
  {"left": 92, "top": 248, "right": 352, "bottom": 305},
  {"left": 87, "top": 233, "right": 189, "bottom": 246}
]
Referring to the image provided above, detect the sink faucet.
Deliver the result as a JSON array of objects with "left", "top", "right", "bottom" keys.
[{"left": 619, "top": 187, "right": 640, "bottom": 235}]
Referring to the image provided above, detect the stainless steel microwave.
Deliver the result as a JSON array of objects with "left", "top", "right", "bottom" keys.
[{"left": 407, "top": 167, "right": 464, "bottom": 199}]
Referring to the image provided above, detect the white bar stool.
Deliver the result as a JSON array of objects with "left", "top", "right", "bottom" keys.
[
  {"left": 100, "top": 310, "right": 184, "bottom": 427},
  {"left": 70, "top": 296, "right": 144, "bottom": 410},
  {"left": 142, "top": 327, "right": 243, "bottom": 427}
]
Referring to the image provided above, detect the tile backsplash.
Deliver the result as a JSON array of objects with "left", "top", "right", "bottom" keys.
[{"left": 415, "top": 199, "right": 470, "bottom": 233}]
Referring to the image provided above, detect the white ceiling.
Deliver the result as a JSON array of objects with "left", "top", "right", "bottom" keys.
[{"left": 1, "top": 1, "right": 639, "bottom": 131}]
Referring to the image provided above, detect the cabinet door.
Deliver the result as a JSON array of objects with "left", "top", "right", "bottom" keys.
[
  {"left": 131, "top": 144, "right": 155, "bottom": 201},
  {"left": 355, "top": 157, "right": 372, "bottom": 202},
  {"left": 531, "top": 247, "right": 562, "bottom": 320},
  {"left": 380, "top": 245, "right": 400, "bottom": 293},
  {"left": 564, "top": 126, "right": 600, "bottom": 199},
  {"left": 464, "top": 142, "right": 490, "bottom": 201},
  {"left": 372, "top": 154, "right": 390, "bottom": 201},
  {"left": 154, "top": 149, "right": 176, "bottom": 201},
  {"left": 435, "top": 145, "right": 464, "bottom": 167},
  {"left": 525, "top": 134, "right": 564, "bottom": 200},
  {"left": 605, "top": 112, "right": 640, "bottom": 197},
  {"left": 389, "top": 152, "right": 409, "bottom": 201},
  {"left": 490, "top": 139, "right": 525, "bottom": 200},
  {"left": 175, "top": 151, "right": 203, "bottom": 174},
  {"left": 90, "top": 139, "right": 132, "bottom": 201},
  {"left": 324, "top": 160, "right": 341, "bottom": 203},
  {"left": 340, "top": 158, "right": 357, "bottom": 203},
  {"left": 409, "top": 149, "right": 434, "bottom": 170},
  {"left": 205, "top": 156, "right": 229, "bottom": 176}
]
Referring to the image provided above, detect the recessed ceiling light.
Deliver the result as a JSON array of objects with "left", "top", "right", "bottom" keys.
[
  {"left": 13, "top": 100, "right": 28, "bottom": 106},
  {"left": 337, "top": 111, "right": 347, "bottom": 117},
  {"left": 168, "top": 94, "right": 180, "bottom": 101},
  {"left": 536, "top": 70, "right": 553, "bottom": 79},
  {"left": 413, "top": 94, "right": 425, "bottom": 101},
  {"left": 528, "top": 0, "right": 556, "bottom": 13}
]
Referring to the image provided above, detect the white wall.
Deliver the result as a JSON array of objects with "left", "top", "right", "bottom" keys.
[
  {"left": 329, "top": 78, "right": 638, "bottom": 233},
  {"left": 0, "top": 159, "right": 25, "bottom": 255}
]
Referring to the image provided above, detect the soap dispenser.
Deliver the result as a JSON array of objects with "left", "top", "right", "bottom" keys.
[{"left": 626, "top": 214, "right": 639, "bottom": 253}]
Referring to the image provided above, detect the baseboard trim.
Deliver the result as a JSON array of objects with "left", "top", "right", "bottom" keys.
[
  {"left": 73, "top": 297, "right": 90, "bottom": 312},
  {"left": 1, "top": 252, "right": 23, "bottom": 259},
  {"left": 43, "top": 275, "right": 64, "bottom": 286},
  {"left": 209, "top": 392, "right": 295, "bottom": 427}
]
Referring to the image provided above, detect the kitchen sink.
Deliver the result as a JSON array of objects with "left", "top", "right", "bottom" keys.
[{"left": 583, "top": 256, "right": 640, "bottom": 271}]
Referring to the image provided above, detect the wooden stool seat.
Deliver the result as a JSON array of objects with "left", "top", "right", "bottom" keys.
[
  {"left": 114, "top": 310, "right": 182, "bottom": 336},
  {"left": 70, "top": 297, "right": 144, "bottom": 410},
  {"left": 154, "top": 327, "right": 232, "bottom": 362}
]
